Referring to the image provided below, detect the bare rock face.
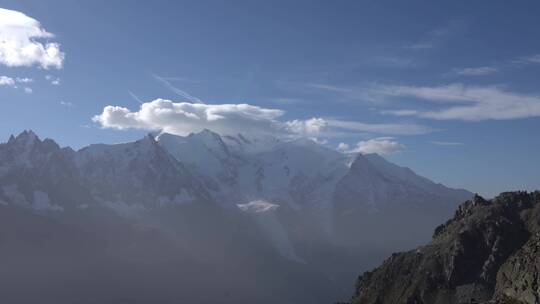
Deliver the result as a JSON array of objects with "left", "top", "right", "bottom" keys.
[
  {"left": 345, "top": 191, "right": 540, "bottom": 304},
  {"left": 494, "top": 233, "right": 540, "bottom": 303}
]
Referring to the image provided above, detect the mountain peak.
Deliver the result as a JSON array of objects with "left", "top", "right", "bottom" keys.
[
  {"left": 187, "top": 129, "right": 230, "bottom": 155},
  {"left": 222, "top": 133, "right": 280, "bottom": 154},
  {"left": 190, "top": 129, "right": 222, "bottom": 141},
  {"left": 200, "top": 128, "right": 217, "bottom": 135},
  {"left": 290, "top": 137, "right": 318, "bottom": 146},
  {"left": 5, "top": 130, "right": 62, "bottom": 153},
  {"left": 144, "top": 132, "right": 158, "bottom": 143},
  {"left": 9, "top": 130, "right": 39, "bottom": 146},
  {"left": 348, "top": 153, "right": 371, "bottom": 171}
]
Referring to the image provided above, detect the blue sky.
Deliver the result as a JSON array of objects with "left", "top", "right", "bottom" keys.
[{"left": 1, "top": 0, "right": 540, "bottom": 197}]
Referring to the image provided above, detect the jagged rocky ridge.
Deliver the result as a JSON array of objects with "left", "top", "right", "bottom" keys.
[{"left": 346, "top": 191, "right": 540, "bottom": 304}]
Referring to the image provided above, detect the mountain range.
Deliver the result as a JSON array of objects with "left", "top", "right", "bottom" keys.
[{"left": 0, "top": 129, "right": 472, "bottom": 304}]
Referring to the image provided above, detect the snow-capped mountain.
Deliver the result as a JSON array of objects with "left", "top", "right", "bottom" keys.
[
  {"left": 156, "top": 130, "right": 351, "bottom": 211},
  {"left": 0, "top": 130, "right": 92, "bottom": 212},
  {"left": 0, "top": 130, "right": 472, "bottom": 304},
  {"left": 332, "top": 152, "right": 472, "bottom": 253},
  {"left": 334, "top": 152, "right": 471, "bottom": 214},
  {"left": 75, "top": 134, "right": 210, "bottom": 216},
  {"left": 0, "top": 129, "right": 471, "bottom": 233},
  {"left": 156, "top": 130, "right": 245, "bottom": 204},
  {"left": 154, "top": 130, "right": 471, "bottom": 239}
]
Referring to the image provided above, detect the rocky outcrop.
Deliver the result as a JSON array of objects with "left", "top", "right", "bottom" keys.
[{"left": 346, "top": 191, "right": 540, "bottom": 304}]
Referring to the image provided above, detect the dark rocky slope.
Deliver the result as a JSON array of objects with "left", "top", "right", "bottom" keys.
[{"left": 344, "top": 191, "right": 540, "bottom": 304}]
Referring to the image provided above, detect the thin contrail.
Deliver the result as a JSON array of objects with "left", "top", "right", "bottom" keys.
[
  {"left": 128, "top": 90, "right": 144, "bottom": 104},
  {"left": 152, "top": 74, "right": 203, "bottom": 103}
]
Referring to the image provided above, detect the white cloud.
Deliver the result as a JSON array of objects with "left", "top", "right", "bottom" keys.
[
  {"left": 0, "top": 75, "right": 34, "bottom": 90},
  {"left": 237, "top": 200, "right": 279, "bottom": 213},
  {"left": 93, "top": 99, "right": 285, "bottom": 136},
  {"left": 285, "top": 117, "right": 328, "bottom": 136},
  {"left": 0, "top": 75, "right": 16, "bottom": 87},
  {"left": 520, "top": 54, "right": 540, "bottom": 64},
  {"left": 309, "top": 137, "right": 328, "bottom": 145},
  {"left": 94, "top": 99, "right": 432, "bottom": 139},
  {"left": 60, "top": 100, "right": 73, "bottom": 107},
  {"left": 0, "top": 8, "right": 64, "bottom": 69},
  {"left": 337, "top": 142, "right": 350, "bottom": 152},
  {"left": 23, "top": 87, "right": 32, "bottom": 94},
  {"left": 16, "top": 77, "right": 33, "bottom": 83},
  {"left": 453, "top": 66, "right": 498, "bottom": 76},
  {"left": 45, "top": 74, "right": 60, "bottom": 85},
  {"left": 347, "top": 137, "right": 405, "bottom": 155},
  {"left": 378, "top": 83, "right": 540, "bottom": 121}
]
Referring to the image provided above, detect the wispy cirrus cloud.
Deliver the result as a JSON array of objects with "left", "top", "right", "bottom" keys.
[
  {"left": 301, "top": 82, "right": 383, "bottom": 104},
  {"left": 279, "top": 77, "right": 540, "bottom": 122},
  {"left": 429, "top": 141, "right": 464, "bottom": 146},
  {"left": 0, "top": 8, "right": 64, "bottom": 69},
  {"left": 515, "top": 54, "right": 540, "bottom": 65},
  {"left": 325, "top": 119, "right": 433, "bottom": 135},
  {"left": 369, "top": 55, "right": 417, "bottom": 68},
  {"left": 449, "top": 53, "right": 540, "bottom": 77},
  {"left": 378, "top": 83, "right": 540, "bottom": 121},
  {"left": 405, "top": 19, "right": 466, "bottom": 51},
  {"left": 452, "top": 66, "right": 499, "bottom": 76}
]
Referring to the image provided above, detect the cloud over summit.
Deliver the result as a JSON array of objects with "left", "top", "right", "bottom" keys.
[
  {"left": 93, "top": 99, "right": 286, "bottom": 136},
  {"left": 341, "top": 137, "right": 406, "bottom": 155},
  {"left": 93, "top": 99, "right": 431, "bottom": 139}
]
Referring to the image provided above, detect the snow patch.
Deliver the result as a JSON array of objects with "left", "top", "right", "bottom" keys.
[
  {"left": 237, "top": 200, "right": 279, "bottom": 213},
  {"left": 238, "top": 200, "right": 304, "bottom": 263}
]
